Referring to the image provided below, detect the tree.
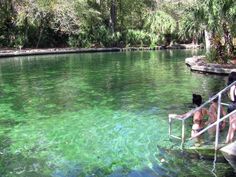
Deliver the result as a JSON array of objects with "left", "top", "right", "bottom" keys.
[
  {"left": 51, "top": 0, "right": 80, "bottom": 35},
  {"left": 15, "top": 0, "right": 57, "bottom": 48},
  {"left": 0, "top": 0, "right": 18, "bottom": 46},
  {"left": 145, "top": 10, "right": 177, "bottom": 45},
  {"left": 110, "top": 0, "right": 116, "bottom": 34},
  {"left": 0, "top": 0, "right": 234, "bottom": 51},
  {"left": 179, "top": 2, "right": 207, "bottom": 45},
  {"left": 213, "top": 0, "right": 236, "bottom": 56}
]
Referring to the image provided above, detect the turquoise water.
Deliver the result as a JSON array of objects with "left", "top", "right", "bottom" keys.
[{"left": 0, "top": 50, "right": 234, "bottom": 177}]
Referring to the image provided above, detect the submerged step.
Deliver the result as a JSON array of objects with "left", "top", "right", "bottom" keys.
[
  {"left": 220, "top": 142, "right": 236, "bottom": 156},
  {"left": 220, "top": 142, "right": 236, "bottom": 171}
]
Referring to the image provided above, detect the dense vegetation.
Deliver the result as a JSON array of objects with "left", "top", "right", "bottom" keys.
[{"left": 0, "top": 0, "right": 235, "bottom": 60}]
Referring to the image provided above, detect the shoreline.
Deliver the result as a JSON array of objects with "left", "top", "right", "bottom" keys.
[
  {"left": 1, "top": 46, "right": 235, "bottom": 75},
  {"left": 185, "top": 56, "right": 236, "bottom": 75},
  {"left": 0, "top": 44, "right": 201, "bottom": 58},
  {"left": 0, "top": 48, "right": 121, "bottom": 58}
]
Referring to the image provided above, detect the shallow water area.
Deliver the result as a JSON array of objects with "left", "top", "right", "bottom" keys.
[{"left": 0, "top": 50, "right": 234, "bottom": 177}]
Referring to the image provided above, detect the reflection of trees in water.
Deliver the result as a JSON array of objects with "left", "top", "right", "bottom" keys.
[{"left": 0, "top": 51, "right": 210, "bottom": 113}]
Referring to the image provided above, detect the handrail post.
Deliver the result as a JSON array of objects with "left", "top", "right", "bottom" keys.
[
  {"left": 215, "top": 93, "right": 221, "bottom": 150},
  {"left": 168, "top": 116, "right": 172, "bottom": 137},
  {"left": 181, "top": 119, "right": 185, "bottom": 149}
]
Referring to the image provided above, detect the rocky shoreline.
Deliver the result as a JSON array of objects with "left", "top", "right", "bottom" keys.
[{"left": 185, "top": 56, "right": 236, "bottom": 75}]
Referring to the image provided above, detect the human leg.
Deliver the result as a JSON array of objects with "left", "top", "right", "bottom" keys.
[{"left": 226, "top": 120, "right": 236, "bottom": 143}]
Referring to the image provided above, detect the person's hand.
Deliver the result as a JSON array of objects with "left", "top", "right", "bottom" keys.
[
  {"left": 169, "top": 114, "right": 184, "bottom": 119},
  {"left": 169, "top": 114, "right": 177, "bottom": 118}
]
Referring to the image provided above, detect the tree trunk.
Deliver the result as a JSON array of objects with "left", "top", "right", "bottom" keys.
[
  {"left": 119, "top": 0, "right": 123, "bottom": 32},
  {"left": 109, "top": 0, "right": 116, "bottom": 34},
  {"left": 36, "top": 19, "right": 44, "bottom": 48},
  {"left": 222, "top": 22, "right": 234, "bottom": 56},
  {"left": 192, "top": 36, "right": 197, "bottom": 45},
  {"left": 204, "top": 29, "right": 211, "bottom": 53},
  {"left": 215, "top": 40, "right": 225, "bottom": 63},
  {"left": 36, "top": 28, "right": 43, "bottom": 48},
  {"left": 24, "top": 16, "right": 29, "bottom": 48}
]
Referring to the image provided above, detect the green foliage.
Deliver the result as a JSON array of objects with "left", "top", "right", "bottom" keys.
[
  {"left": 145, "top": 11, "right": 177, "bottom": 35},
  {"left": 205, "top": 48, "right": 218, "bottom": 63},
  {"left": 149, "top": 33, "right": 161, "bottom": 47},
  {"left": 104, "top": 32, "right": 122, "bottom": 47},
  {"left": 178, "top": 5, "right": 205, "bottom": 42},
  {"left": 0, "top": 35, "right": 6, "bottom": 47},
  {"left": 0, "top": 0, "right": 235, "bottom": 51},
  {"left": 205, "top": 47, "right": 230, "bottom": 64},
  {"left": 68, "top": 25, "right": 122, "bottom": 48},
  {"left": 68, "top": 34, "right": 91, "bottom": 48},
  {"left": 94, "top": 25, "right": 114, "bottom": 47},
  {"left": 125, "top": 30, "right": 150, "bottom": 47},
  {"left": 14, "top": 35, "right": 24, "bottom": 48}
]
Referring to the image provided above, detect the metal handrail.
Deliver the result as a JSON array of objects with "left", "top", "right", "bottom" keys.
[{"left": 169, "top": 80, "right": 236, "bottom": 149}]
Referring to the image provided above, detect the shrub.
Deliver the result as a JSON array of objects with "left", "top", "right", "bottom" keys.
[
  {"left": 14, "top": 35, "right": 24, "bottom": 49},
  {"left": 94, "top": 26, "right": 122, "bottom": 47},
  {"left": 149, "top": 33, "right": 165, "bottom": 48},
  {"left": 68, "top": 33, "right": 92, "bottom": 48},
  {"left": 125, "top": 30, "right": 150, "bottom": 47},
  {"left": 205, "top": 48, "right": 218, "bottom": 63}
]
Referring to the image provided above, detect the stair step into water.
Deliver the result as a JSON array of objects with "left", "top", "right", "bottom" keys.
[{"left": 220, "top": 142, "right": 236, "bottom": 171}]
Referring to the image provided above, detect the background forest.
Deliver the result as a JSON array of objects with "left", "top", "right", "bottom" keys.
[{"left": 0, "top": 0, "right": 236, "bottom": 56}]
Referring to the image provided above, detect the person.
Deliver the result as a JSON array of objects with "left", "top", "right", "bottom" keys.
[
  {"left": 205, "top": 96, "right": 226, "bottom": 139},
  {"left": 172, "top": 94, "right": 209, "bottom": 145},
  {"left": 226, "top": 72, "right": 236, "bottom": 143}
]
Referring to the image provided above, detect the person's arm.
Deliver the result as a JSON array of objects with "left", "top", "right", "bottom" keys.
[
  {"left": 169, "top": 109, "right": 193, "bottom": 119},
  {"left": 178, "top": 110, "right": 194, "bottom": 118}
]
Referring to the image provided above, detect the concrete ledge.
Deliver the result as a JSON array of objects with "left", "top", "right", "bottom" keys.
[
  {"left": 220, "top": 142, "right": 236, "bottom": 171},
  {"left": 220, "top": 142, "right": 236, "bottom": 156},
  {"left": 190, "top": 65, "right": 234, "bottom": 74},
  {"left": 0, "top": 44, "right": 202, "bottom": 58},
  {"left": 0, "top": 48, "right": 121, "bottom": 58},
  {"left": 185, "top": 56, "right": 236, "bottom": 75}
]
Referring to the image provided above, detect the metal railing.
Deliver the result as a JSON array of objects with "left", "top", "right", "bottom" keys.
[{"left": 168, "top": 80, "right": 236, "bottom": 150}]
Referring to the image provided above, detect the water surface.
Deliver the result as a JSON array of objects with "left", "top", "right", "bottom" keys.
[{"left": 0, "top": 50, "right": 234, "bottom": 177}]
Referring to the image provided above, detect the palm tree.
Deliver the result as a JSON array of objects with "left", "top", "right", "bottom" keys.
[
  {"left": 179, "top": 1, "right": 216, "bottom": 52},
  {"left": 178, "top": 5, "right": 205, "bottom": 45},
  {"left": 180, "top": 0, "right": 236, "bottom": 58},
  {"left": 145, "top": 10, "right": 177, "bottom": 45},
  {"left": 214, "top": 0, "right": 236, "bottom": 56}
]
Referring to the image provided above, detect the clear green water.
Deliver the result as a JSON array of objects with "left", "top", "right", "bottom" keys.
[{"left": 0, "top": 50, "right": 234, "bottom": 177}]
